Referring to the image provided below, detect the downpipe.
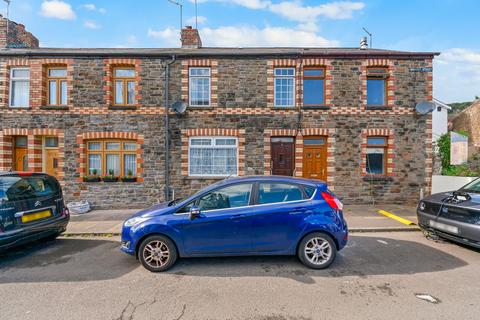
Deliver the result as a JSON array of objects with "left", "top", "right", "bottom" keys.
[{"left": 164, "top": 55, "right": 176, "bottom": 202}]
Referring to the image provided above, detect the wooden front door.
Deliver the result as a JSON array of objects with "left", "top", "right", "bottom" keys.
[
  {"left": 271, "top": 137, "right": 295, "bottom": 176},
  {"left": 45, "top": 149, "right": 59, "bottom": 177},
  {"left": 13, "top": 136, "right": 28, "bottom": 171},
  {"left": 303, "top": 136, "right": 327, "bottom": 181}
]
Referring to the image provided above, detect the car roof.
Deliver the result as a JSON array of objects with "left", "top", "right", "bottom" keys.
[
  {"left": 0, "top": 171, "right": 49, "bottom": 177},
  {"left": 210, "top": 175, "right": 326, "bottom": 188}
]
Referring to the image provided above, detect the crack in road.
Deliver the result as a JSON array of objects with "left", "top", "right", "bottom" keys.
[
  {"left": 113, "top": 296, "right": 158, "bottom": 320},
  {"left": 173, "top": 304, "right": 187, "bottom": 320}
]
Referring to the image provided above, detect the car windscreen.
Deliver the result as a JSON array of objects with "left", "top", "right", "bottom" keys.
[
  {"left": 0, "top": 175, "right": 60, "bottom": 202},
  {"left": 461, "top": 178, "right": 480, "bottom": 193}
]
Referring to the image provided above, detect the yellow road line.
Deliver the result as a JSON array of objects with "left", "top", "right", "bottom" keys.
[{"left": 377, "top": 210, "right": 415, "bottom": 226}]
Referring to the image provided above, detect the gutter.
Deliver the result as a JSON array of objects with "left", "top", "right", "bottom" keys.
[{"left": 164, "top": 55, "right": 176, "bottom": 202}]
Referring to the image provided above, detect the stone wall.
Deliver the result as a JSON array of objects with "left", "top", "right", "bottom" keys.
[
  {"left": 0, "top": 54, "right": 433, "bottom": 208},
  {"left": 451, "top": 100, "right": 480, "bottom": 155}
]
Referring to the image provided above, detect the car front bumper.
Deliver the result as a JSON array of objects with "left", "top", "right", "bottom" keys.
[{"left": 417, "top": 209, "right": 480, "bottom": 249}]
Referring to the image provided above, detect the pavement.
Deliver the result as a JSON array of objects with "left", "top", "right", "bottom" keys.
[
  {"left": 1, "top": 232, "right": 479, "bottom": 320},
  {"left": 66, "top": 204, "right": 420, "bottom": 235}
]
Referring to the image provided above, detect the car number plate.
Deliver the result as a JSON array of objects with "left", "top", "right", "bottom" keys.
[
  {"left": 429, "top": 220, "right": 459, "bottom": 234},
  {"left": 21, "top": 209, "right": 52, "bottom": 223}
]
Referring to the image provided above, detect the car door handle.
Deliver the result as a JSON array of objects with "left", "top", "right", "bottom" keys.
[
  {"left": 230, "top": 214, "right": 246, "bottom": 219},
  {"left": 289, "top": 209, "right": 313, "bottom": 215}
]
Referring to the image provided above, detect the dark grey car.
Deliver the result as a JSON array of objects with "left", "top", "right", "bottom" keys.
[{"left": 417, "top": 178, "right": 480, "bottom": 249}]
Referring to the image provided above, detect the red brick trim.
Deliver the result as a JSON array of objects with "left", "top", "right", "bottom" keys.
[
  {"left": 103, "top": 58, "right": 142, "bottom": 107},
  {"left": 181, "top": 128, "right": 245, "bottom": 177},
  {"left": 181, "top": 59, "right": 218, "bottom": 108},
  {"left": 425, "top": 115, "right": 433, "bottom": 194},
  {"left": 263, "top": 128, "right": 336, "bottom": 189},
  {"left": 426, "top": 59, "right": 433, "bottom": 101},
  {"left": 0, "top": 128, "right": 65, "bottom": 182},
  {"left": 361, "top": 128, "right": 395, "bottom": 177},
  {"left": 360, "top": 59, "right": 396, "bottom": 110},
  {"left": 76, "top": 132, "right": 144, "bottom": 182}
]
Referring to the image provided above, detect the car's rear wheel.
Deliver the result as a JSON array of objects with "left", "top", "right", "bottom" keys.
[
  {"left": 298, "top": 232, "right": 336, "bottom": 269},
  {"left": 138, "top": 235, "right": 177, "bottom": 272}
]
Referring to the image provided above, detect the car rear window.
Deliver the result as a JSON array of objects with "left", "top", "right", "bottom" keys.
[
  {"left": 0, "top": 175, "right": 60, "bottom": 202},
  {"left": 303, "top": 185, "right": 316, "bottom": 198}
]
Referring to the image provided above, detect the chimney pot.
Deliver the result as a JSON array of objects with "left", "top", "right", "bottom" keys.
[{"left": 360, "top": 36, "right": 368, "bottom": 50}]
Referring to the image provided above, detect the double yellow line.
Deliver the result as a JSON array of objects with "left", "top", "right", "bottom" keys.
[{"left": 377, "top": 210, "right": 415, "bottom": 226}]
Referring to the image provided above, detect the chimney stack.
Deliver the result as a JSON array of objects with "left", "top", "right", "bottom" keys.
[
  {"left": 181, "top": 26, "right": 202, "bottom": 49},
  {"left": 360, "top": 36, "right": 368, "bottom": 50}
]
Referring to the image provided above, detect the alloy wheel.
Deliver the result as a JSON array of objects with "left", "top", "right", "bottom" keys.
[
  {"left": 142, "top": 240, "right": 170, "bottom": 269},
  {"left": 304, "top": 237, "right": 332, "bottom": 266}
]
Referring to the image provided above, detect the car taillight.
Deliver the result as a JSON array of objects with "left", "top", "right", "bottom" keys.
[{"left": 321, "top": 191, "right": 343, "bottom": 211}]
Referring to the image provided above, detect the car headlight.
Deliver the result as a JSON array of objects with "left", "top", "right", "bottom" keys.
[
  {"left": 419, "top": 201, "right": 426, "bottom": 211},
  {"left": 124, "top": 216, "right": 150, "bottom": 227}
]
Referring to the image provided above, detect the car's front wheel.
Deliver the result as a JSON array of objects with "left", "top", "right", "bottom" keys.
[
  {"left": 298, "top": 232, "right": 336, "bottom": 269},
  {"left": 138, "top": 235, "right": 177, "bottom": 272}
]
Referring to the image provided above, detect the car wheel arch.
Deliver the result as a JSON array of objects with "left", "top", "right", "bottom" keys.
[
  {"left": 296, "top": 230, "right": 339, "bottom": 253},
  {"left": 135, "top": 232, "right": 181, "bottom": 259}
]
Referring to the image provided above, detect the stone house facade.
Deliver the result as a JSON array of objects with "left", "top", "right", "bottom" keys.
[
  {"left": 0, "top": 18, "right": 438, "bottom": 208},
  {"left": 451, "top": 100, "right": 480, "bottom": 155}
]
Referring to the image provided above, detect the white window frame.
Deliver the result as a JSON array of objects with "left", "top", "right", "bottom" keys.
[
  {"left": 9, "top": 67, "right": 30, "bottom": 108},
  {"left": 189, "top": 67, "right": 211, "bottom": 107},
  {"left": 274, "top": 67, "right": 295, "bottom": 108},
  {"left": 188, "top": 136, "right": 238, "bottom": 177}
]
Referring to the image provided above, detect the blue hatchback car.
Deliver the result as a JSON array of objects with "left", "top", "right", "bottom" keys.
[{"left": 121, "top": 176, "right": 348, "bottom": 272}]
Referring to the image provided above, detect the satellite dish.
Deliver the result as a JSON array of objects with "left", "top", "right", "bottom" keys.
[
  {"left": 415, "top": 101, "right": 436, "bottom": 115},
  {"left": 171, "top": 101, "right": 188, "bottom": 114}
]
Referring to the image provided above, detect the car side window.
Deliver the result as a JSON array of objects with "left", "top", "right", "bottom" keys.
[
  {"left": 303, "top": 185, "right": 316, "bottom": 199},
  {"left": 176, "top": 201, "right": 195, "bottom": 214},
  {"left": 198, "top": 183, "right": 252, "bottom": 211},
  {"left": 258, "top": 183, "right": 304, "bottom": 205}
]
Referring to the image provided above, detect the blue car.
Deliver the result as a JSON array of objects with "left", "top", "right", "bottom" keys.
[{"left": 121, "top": 176, "right": 348, "bottom": 272}]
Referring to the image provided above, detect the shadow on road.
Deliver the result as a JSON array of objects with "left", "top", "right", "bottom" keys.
[
  {"left": 167, "top": 235, "right": 469, "bottom": 284},
  {"left": 0, "top": 235, "right": 470, "bottom": 284},
  {"left": 0, "top": 237, "right": 138, "bottom": 283}
]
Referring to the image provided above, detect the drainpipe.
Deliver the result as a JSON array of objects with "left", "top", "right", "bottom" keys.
[{"left": 164, "top": 55, "right": 176, "bottom": 202}]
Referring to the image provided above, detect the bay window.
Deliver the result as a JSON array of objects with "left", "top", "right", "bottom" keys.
[
  {"left": 189, "top": 137, "right": 238, "bottom": 177},
  {"left": 10, "top": 68, "right": 30, "bottom": 108}
]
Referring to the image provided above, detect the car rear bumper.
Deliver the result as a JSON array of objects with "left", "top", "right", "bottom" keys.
[
  {"left": 417, "top": 210, "right": 480, "bottom": 248},
  {"left": 0, "top": 215, "right": 69, "bottom": 251}
]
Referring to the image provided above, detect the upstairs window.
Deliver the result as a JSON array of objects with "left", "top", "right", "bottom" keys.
[
  {"left": 366, "top": 137, "right": 387, "bottom": 175},
  {"left": 366, "top": 67, "right": 388, "bottom": 106},
  {"left": 189, "top": 137, "right": 237, "bottom": 177},
  {"left": 86, "top": 140, "right": 137, "bottom": 177},
  {"left": 303, "top": 68, "right": 325, "bottom": 106},
  {"left": 189, "top": 67, "right": 211, "bottom": 107},
  {"left": 274, "top": 68, "right": 295, "bottom": 107},
  {"left": 113, "top": 68, "right": 136, "bottom": 106},
  {"left": 10, "top": 68, "right": 30, "bottom": 108},
  {"left": 47, "top": 68, "right": 68, "bottom": 106}
]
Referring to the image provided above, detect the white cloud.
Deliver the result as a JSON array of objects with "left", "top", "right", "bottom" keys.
[
  {"left": 434, "top": 48, "right": 480, "bottom": 103},
  {"left": 82, "top": 3, "right": 106, "bottom": 13},
  {"left": 84, "top": 20, "right": 101, "bottom": 29},
  {"left": 148, "top": 25, "right": 338, "bottom": 47},
  {"left": 186, "top": 16, "right": 208, "bottom": 25},
  {"left": 40, "top": 0, "right": 76, "bottom": 20},
  {"left": 191, "top": 0, "right": 270, "bottom": 9},
  {"left": 269, "top": 1, "right": 365, "bottom": 23}
]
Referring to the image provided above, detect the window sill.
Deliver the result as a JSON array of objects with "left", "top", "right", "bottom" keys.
[
  {"left": 362, "top": 175, "right": 393, "bottom": 182},
  {"left": 40, "top": 105, "right": 69, "bottom": 110},
  {"left": 366, "top": 105, "right": 391, "bottom": 110},
  {"left": 188, "top": 106, "right": 214, "bottom": 110},
  {"left": 185, "top": 176, "right": 233, "bottom": 180},
  {"left": 8, "top": 106, "right": 31, "bottom": 109},
  {"left": 302, "top": 105, "right": 330, "bottom": 110},
  {"left": 271, "top": 106, "right": 296, "bottom": 109},
  {"left": 108, "top": 105, "right": 137, "bottom": 110}
]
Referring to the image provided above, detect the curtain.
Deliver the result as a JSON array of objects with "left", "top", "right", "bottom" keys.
[
  {"left": 106, "top": 154, "right": 120, "bottom": 176},
  {"left": 190, "top": 147, "right": 236, "bottom": 176},
  {"left": 115, "top": 81, "right": 123, "bottom": 104},
  {"left": 88, "top": 154, "right": 101, "bottom": 175},
  {"left": 11, "top": 80, "right": 29, "bottom": 107},
  {"left": 124, "top": 154, "right": 136, "bottom": 176}
]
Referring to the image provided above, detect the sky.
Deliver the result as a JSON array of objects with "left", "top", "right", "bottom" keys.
[{"left": 4, "top": 0, "right": 480, "bottom": 103}]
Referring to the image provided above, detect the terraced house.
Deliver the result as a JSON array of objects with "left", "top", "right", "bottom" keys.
[{"left": 0, "top": 17, "right": 438, "bottom": 209}]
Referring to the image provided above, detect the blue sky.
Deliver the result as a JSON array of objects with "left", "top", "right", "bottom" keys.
[{"left": 4, "top": 0, "right": 480, "bottom": 102}]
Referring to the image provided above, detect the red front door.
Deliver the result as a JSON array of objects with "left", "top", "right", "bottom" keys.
[{"left": 271, "top": 137, "right": 295, "bottom": 176}]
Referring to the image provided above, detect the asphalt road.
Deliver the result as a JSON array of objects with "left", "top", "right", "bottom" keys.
[{"left": 0, "top": 232, "right": 479, "bottom": 320}]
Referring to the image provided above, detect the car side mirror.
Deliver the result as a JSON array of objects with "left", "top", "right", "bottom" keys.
[{"left": 190, "top": 205, "right": 201, "bottom": 220}]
